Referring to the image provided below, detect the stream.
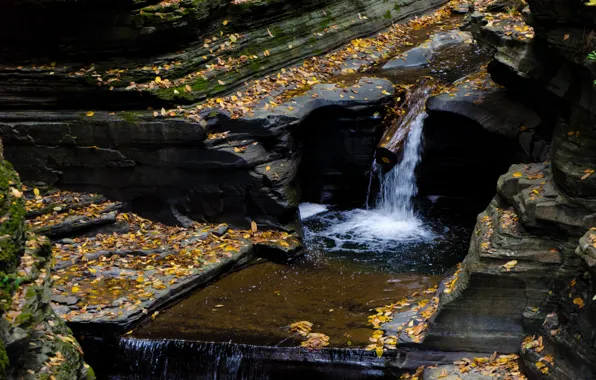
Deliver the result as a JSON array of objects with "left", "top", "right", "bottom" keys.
[{"left": 83, "top": 19, "right": 493, "bottom": 380}]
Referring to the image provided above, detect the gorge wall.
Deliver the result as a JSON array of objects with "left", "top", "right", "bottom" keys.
[
  {"left": 0, "top": 0, "right": 450, "bottom": 231},
  {"left": 416, "top": 0, "right": 596, "bottom": 378}
]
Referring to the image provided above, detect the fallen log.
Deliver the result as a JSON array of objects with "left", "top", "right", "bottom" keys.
[{"left": 376, "top": 79, "right": 438, "bottom": 171}]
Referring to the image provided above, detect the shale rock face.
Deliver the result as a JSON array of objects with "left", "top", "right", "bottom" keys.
[
  {"left": 0, "top": 0, "right": 452, "bottom": 229},
  {"left": 0, "top": 139, "right": 90, "bottom": 379},
  {"left": 0, "top": 78, "right": 394, "bottom": 230},
  {"left": 2, "top": 0, "right": 447, "bottom": 108},
  {"left": 419, "top": 0, "right": 596, "bottom": 376}
]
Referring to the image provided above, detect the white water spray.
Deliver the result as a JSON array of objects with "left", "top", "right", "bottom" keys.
[
  {"left": 301, "top": 80, "right": 437, "bottom": 250},
  {"left": 301, "top": 111, "right": 431, "bottom": 251},
  {"left": 376, "top": 111, "right": 426, "bottom": 219}
]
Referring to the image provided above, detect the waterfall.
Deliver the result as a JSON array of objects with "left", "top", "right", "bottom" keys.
[
  {"left": 376, "top": 112, "right": 427, "bottom": 219},
  {"left": 301, "top": 82, "right": 434, "bottom": 249}
]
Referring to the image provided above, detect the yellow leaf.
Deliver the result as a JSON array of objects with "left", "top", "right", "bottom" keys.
[
  {"left": 136, "top": 276, "right": 145, "bottom": 283},
  {"left": 581, "top": 169, "right": 594, "bottom": 180},
  {"left": 573, "top": 297, "right": 585, "bottom": 308},
  {"left": 155, "top": 76, "right": 162, "bottom": 83},
  {"left": 151, "top": 311, "right": 159, "bottom": 319},
  {"left": 251, "top": 221, "right": 258, "bottom": 233},
  {"left": 33, "top": 188, "right": 40, "bottom": 197},
  {"left": 71, "top": 286, "right": 80, "bottom": 293},
  {"left": 502, "top": 260, "right": 518, "bottom": 271},
  {"left": 223, "top": 20, "right": 228, "bottom": 26},
  {"left": 375, "top": 346, "right": 384, "bottom": 358},
  {"left": 214, "top": 304, "right": 224, "bottom": 308},
  {"left": 185, "top": 84, "right": 192, "bottom": 92},
  {"left": 512, "top": 172, "right": 523, "bottom": 178},
  {"left": 86, "top": 111, "right": 94, "bottom": 117},
  {"left": 266, "top": 166, "right": 271, "bottom": 172}
]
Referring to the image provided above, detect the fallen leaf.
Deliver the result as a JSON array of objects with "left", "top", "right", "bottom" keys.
[
  {"left": 573, "top": 297, "right": 585, "bottom": 308},
  {"left": 86, "top": 111, "right": 94, "bottom": 117},
  {"left": 581, "top": 169, "right": 594, "bottom": 180},
  {"left": 375, "top": 346, "right": 384, "bottom": 358},
  {"left": 502, "top": 260, "right": 518, "bottom": 271}
]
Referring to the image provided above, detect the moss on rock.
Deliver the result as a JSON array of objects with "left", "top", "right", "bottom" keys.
[
  {"left": 0, "top": 158, "right": 26, "bottom": 273},
  {"left": 0, "top": 138, "right": 91, "bottom": 379},
  {"left": 0, "top": 339, "right": 9, "bottom": 378}
]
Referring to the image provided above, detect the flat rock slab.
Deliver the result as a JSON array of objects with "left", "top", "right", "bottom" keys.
[
  {"left": 228, "top": 76, "right": 395, "bottom": 121},
  {"left": 59, "top": 243, "right": 255, "bottom": 334},
  {"left": 383, "top": 30, "right": 473, "bottom": 70},
  {"left": 23, "top": 189, "right": 301, "bottom": 334},
  {"left": 422, "top": 355, "right": 525, "bottom": 379}
]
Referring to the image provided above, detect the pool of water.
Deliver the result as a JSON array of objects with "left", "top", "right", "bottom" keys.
[{"left": 131, "top": 195, "right": 478, "bottom": 348}]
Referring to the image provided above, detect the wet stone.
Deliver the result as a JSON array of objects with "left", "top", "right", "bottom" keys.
[
  {"left": 53, "top": 295, "right": 79, "bottom": 306},
  {"left": 23, "top": 189, "right": 301, "bottom": 334}
]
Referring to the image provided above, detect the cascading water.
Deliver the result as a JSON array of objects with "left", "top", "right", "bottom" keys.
[
  {"left": 376, "top": 112, "right": 426, "bottom": 219},
  {"left": 301, "top": 86, "right": 433, "bottom": 253}
]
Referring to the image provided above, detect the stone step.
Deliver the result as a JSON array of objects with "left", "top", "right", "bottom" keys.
[
  {"left": 25, "top": 190, "right": 107, "bottom": 219},
  {"left": 420, "top": 189, "right": 579, "bottom": 353},
  {"left": 498, "top": 163, "right": 596, "bottom": 236},
  {"left": 422, "top": 353, "right": 525, "bottom": 379}
]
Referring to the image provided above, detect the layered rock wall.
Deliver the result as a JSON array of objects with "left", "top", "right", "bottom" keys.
[
  {"left": 0, "top": 0, "right": 451, "bottom": 229},
  {"left": 420, "top": 1, "right": 596, "bottom": 377},
  {"left": 0, "top": 138, "right": 90, "bottom": 379}
]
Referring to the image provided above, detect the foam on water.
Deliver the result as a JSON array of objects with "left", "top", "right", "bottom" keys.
[
  {"left": 326, "top": 209, "right": 429, "bottom": 241},
  {"left": 299, "top": 203, "right": 329, "bottom": 220}
]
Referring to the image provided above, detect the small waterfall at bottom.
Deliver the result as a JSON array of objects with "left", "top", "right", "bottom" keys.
[{"left": 89, "top": 337, "right": 397, "bottom": 379}]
